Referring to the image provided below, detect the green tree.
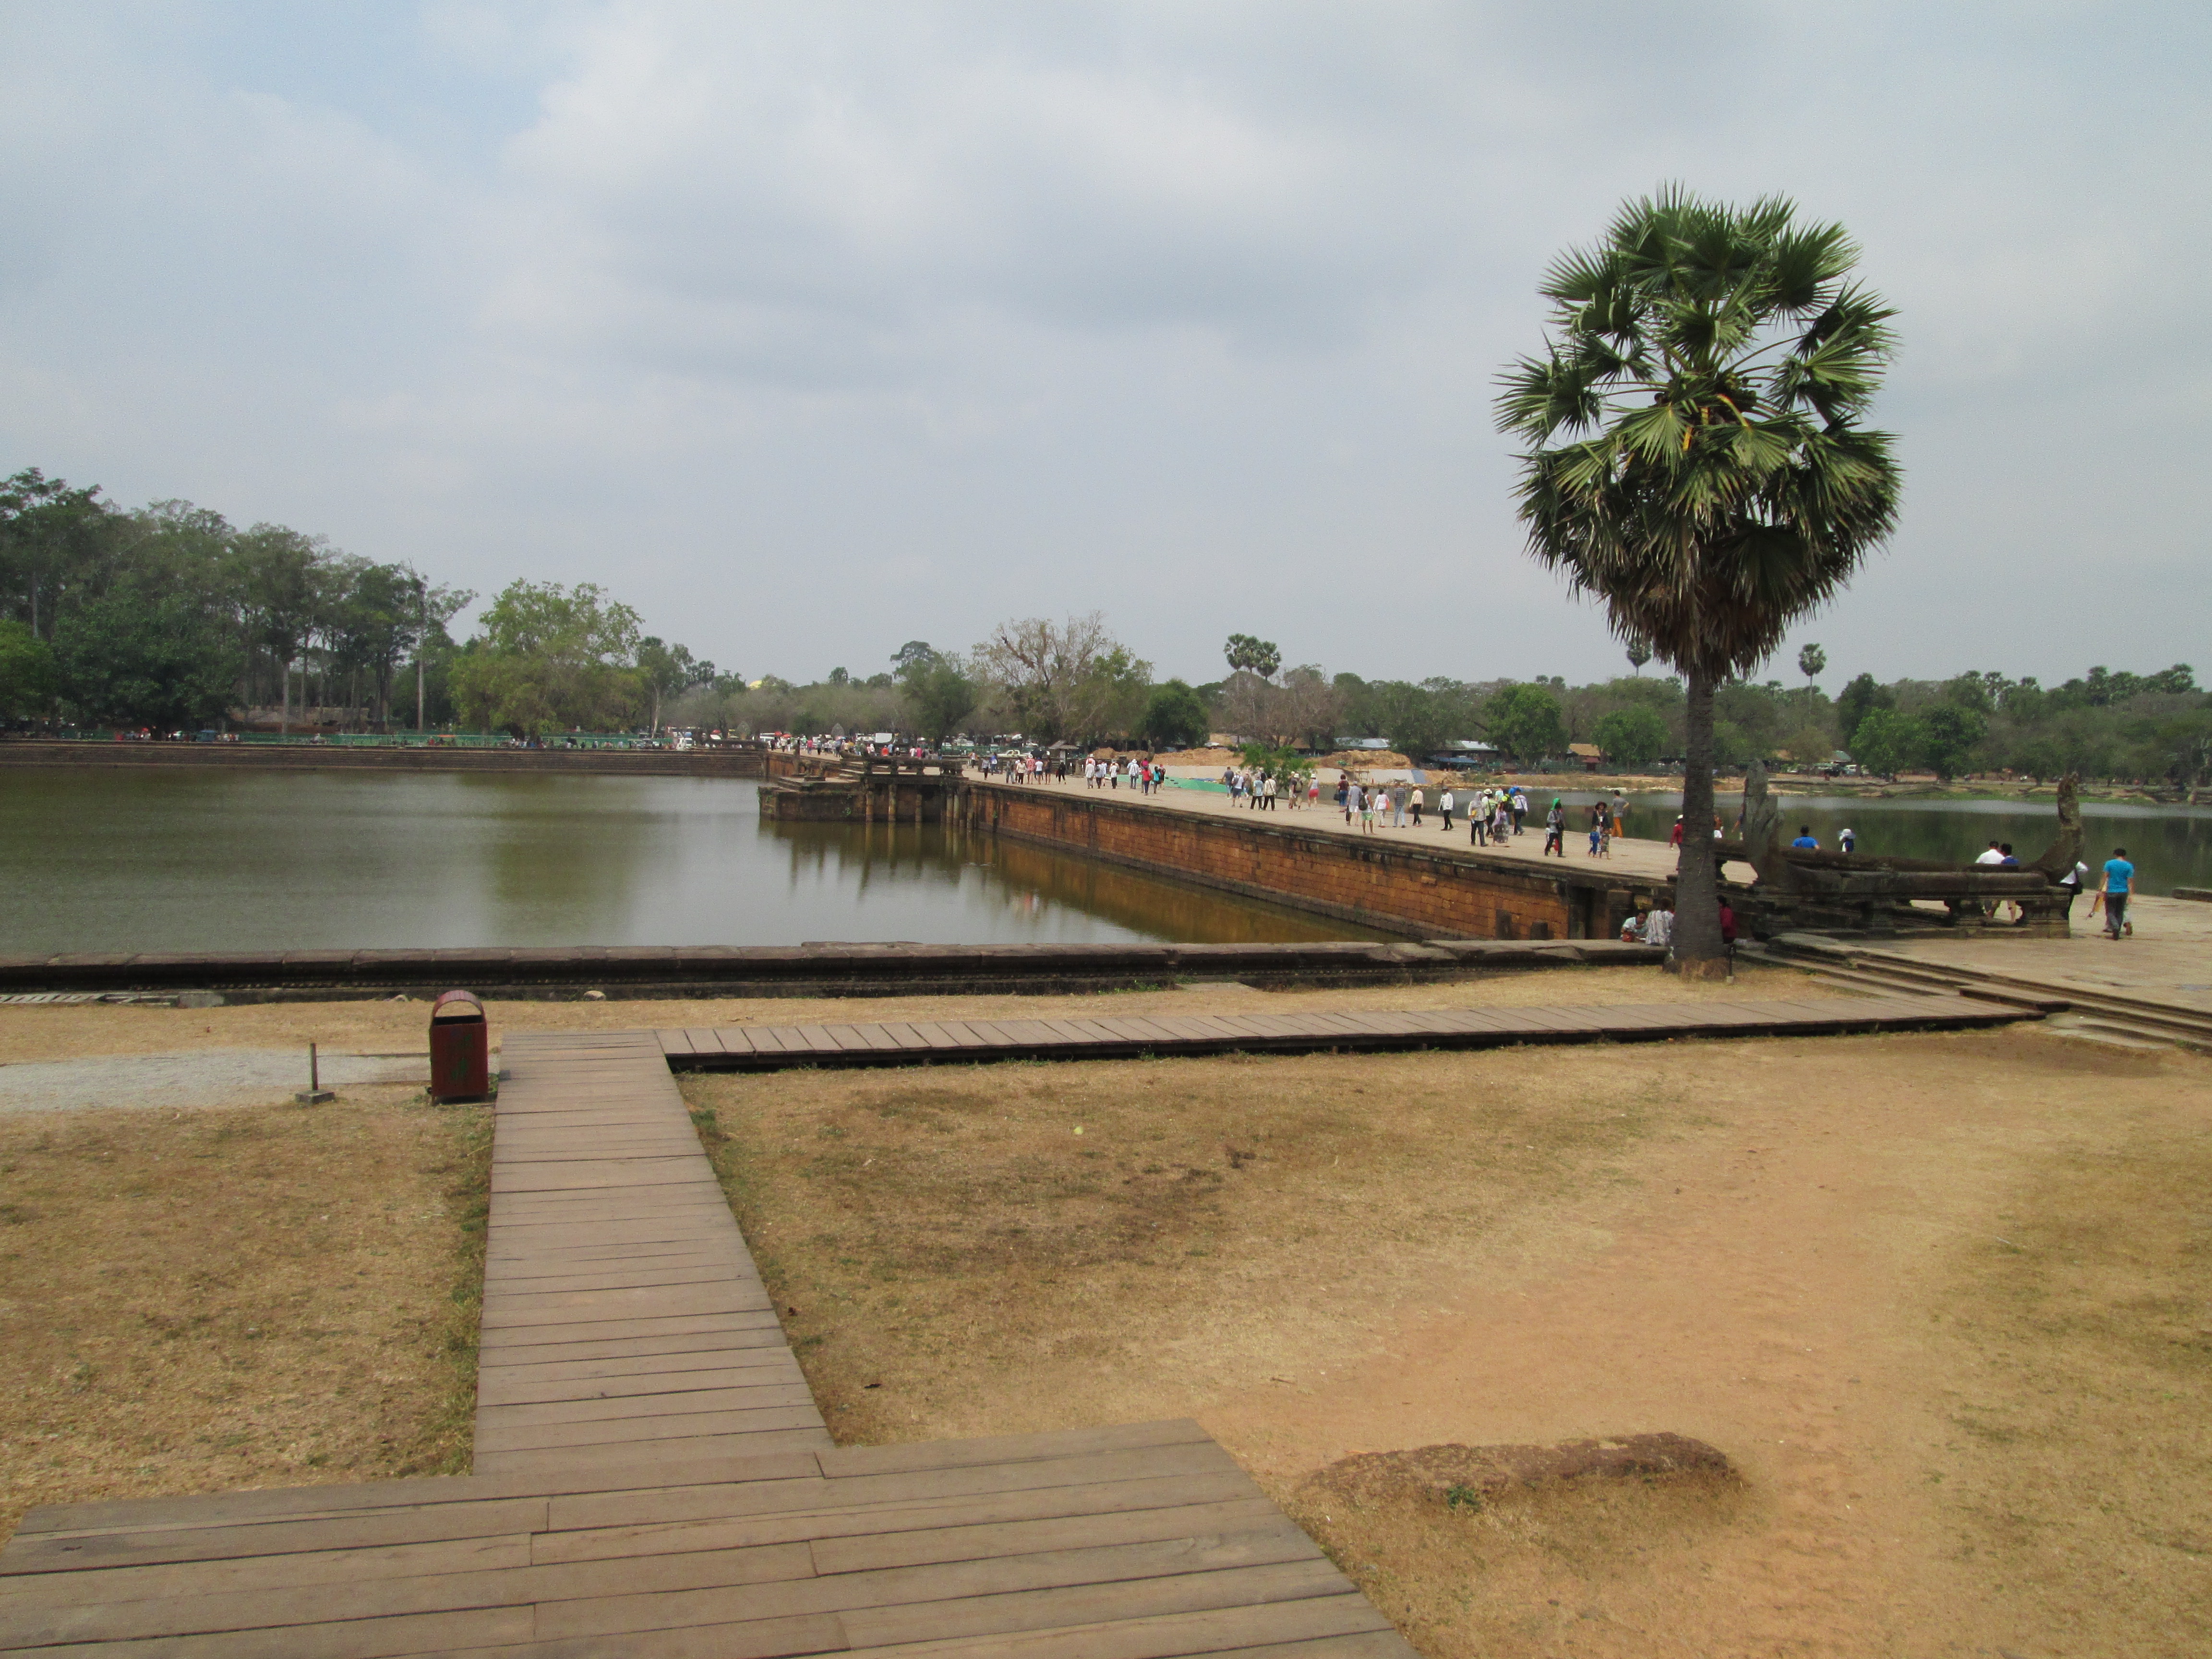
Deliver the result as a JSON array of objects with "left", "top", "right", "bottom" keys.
[
  {"left": 1496, "top": 189, "right": 1902, "bottom": 970},
  {"left": 1625, "top": 635, "right": 1652, "bottom": 674},
  {"left": 899, "top": 652, "right": 981, "bottom": 742},
  {"left": 636, "top": 637, "right": 714, "bottom": 736},
  {"left": 229, "top": 522, "right": 332, "bottom": 733},
  {"left": 1797, "top": 641, "right": 1826, "bottom": 694},
  {"left": 1364, "top": 681, "right": 1451, "bottom": 762},
  {"left": 1919, "top": 702, "right": 1987, "bottom": 780},
  {"left": 1592, "top": 704, "right": 1668, "bottom": 768},
  {"left": 1223, "top": 633, "right": 1281, "bottom": 679},
  {"left": 52, "top": 579, "right": 242, "bottom": 729},
  {"left": 1835, "top": 671, "right": 1892, "bottom": 751},
  {"left": 449, "top": 580, "right": 645, "bottom": 736},
  {"left": 1483, "top": 682, "right": 1568, "bottom": 761},
  {"left": 0, "top": 469, "right": 115, "bottom": 641},
  {"left": 1849, "top": 707, "right": 1923, "bottom": 777},
  {"left": 1138, "top": 678, "right": 1211, "bottom": 748},
  {"left": 0, "top": 620, "right": 59, "bottom": 718}
]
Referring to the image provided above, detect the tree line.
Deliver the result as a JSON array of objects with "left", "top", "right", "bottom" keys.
[
  {"left": 0, "top": 469, "right": 470, "bottom": 732},
  {"left": 7, "top": 466, "right": 2202, "bottom": 786}
]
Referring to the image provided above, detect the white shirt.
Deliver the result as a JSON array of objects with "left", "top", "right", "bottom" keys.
[{"left": 1975, "top": 848, "right": 2005, "bottom": 866}]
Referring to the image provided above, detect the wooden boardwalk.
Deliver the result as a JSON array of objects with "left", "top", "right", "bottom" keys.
[
  {"left": 0, "top": 1029, "right": 1418, "bottom": 1656},
  {"left": 477, "top": 1032, "right": 832, "bottom": 1478},
  {"left": 655, "top": 992, "right": 2032, "bottom": 1071}
]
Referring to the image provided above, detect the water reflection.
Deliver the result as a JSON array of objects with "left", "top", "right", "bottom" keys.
[
  {"left": 758, "top": 810, "right": 1379, "bottom": 944},
  {"left": 0, "top": 770, "right": 1374, "bottom": 952}
]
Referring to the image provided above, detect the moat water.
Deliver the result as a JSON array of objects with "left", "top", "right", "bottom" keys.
[
  {"left": 1, "top": 772, "right": 1379, "bottom": 954},
  {"left": 6, "top": 771, "right": 2205, "bottom": 955}
]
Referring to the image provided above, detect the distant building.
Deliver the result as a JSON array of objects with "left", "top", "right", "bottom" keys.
[{"left": 1567, "top": 743, "right": 1604, "bottom": 772}]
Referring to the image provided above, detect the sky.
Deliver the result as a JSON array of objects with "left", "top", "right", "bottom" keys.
[{"left": 3, "top": 1, "right": 2206, "bottom": 690}]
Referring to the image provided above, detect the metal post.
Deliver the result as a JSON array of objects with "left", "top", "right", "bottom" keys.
[{"left": 297, "top": 1041, "right": 334, "bottom": 1104}]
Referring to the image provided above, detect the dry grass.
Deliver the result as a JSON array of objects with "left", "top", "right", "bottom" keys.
[
  {"left": 687, "top": 1047, "right": 1657, "bottom": 1446},
  {"left": 1922, "top": 1121, "right": 2212, "bottom": 1639},
  {"left": 0, "top": 1088, "right": 489, "bottom": 1542},
  {"left": 682, "top": 1026, "right": 2212, "bottom": 1658}
]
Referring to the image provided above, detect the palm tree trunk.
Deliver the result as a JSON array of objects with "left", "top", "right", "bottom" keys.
[{"left": 1672, "top": 668, "right": 1727, "bottom": 975}]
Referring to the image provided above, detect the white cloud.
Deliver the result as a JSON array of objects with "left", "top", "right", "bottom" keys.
[{"left": 1, "top": 1, "right": 2207, "bottom": 684}]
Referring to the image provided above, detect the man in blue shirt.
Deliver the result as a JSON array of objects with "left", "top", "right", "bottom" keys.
[
  {"left": 2102, "top": 846, "right": 2135, "bottom": 940},
  {"left": 1791, "top": 825, "right": 1819, "bottom": 850}
]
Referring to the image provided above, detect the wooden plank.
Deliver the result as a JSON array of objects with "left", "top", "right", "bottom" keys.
[
  {"left": 474, "top": 1405, "right": 830, "bottom": 1455},
  {"left": 816, "top": 1420, "right": 1214, "bottom": 1479},
  {"left": 550, "top": 1441, "right": 1238, "bottom": 1533},
  {"left": 835, "top": 1594, "right": 1407, "bottom": 1658},
  {"left": 532, "top": 1470, "right": 1262, "bottom": 1566},
  {"left": 0, "top": 1604, "right": 535, "bottom": 1658},
  {"left": 810, "top": 1496, "right": 1288, "bottom": 1575},
  {"left": 530, "top": 1540, "right": 1337, "bottom": 1641}
]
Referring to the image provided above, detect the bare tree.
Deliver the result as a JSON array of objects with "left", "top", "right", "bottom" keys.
[
  {"left": 1274, "top": 664, "right": 1342, "bottom": 749},
  {"left": 974, "top": 612, "right": 1148, "bottom": 743},
  {"left": 1216, "top": 670, "right": 1279, "bottom": 743}
]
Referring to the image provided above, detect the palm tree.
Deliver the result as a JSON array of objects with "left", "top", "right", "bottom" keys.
[{"left": 1496, "top": 189, "right": 1901, "bottom": 973}]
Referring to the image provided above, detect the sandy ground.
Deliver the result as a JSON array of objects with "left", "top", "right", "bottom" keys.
[
  {"left": 684, "top": 1022, "right": 2212, "bottom": 1659},
  {"left": 0, "top": 1092, "right": 488, "bottom": 1541},
  {"left": 0, "top": 1050, "right": 430, "bottom": 1115}
]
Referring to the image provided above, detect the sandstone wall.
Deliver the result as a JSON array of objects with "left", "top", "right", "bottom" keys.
[{"left": 971, "top": 784, "right": 1664, "bottom": 940}]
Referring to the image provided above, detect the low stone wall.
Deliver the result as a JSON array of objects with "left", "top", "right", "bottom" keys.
[
  {"left": 0, "top": 938, "right": 1662, "bottom": 1001},
  {"left": 965, "top": 783, "right": 1670, "bottom": 940},
  {"left": 0, "top": 741, "right": 765, "bottom": 779}
]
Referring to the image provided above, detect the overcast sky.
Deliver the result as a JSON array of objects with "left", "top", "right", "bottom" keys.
[{"left": 3, "top": 2, "right": 2205, "bottom": 689}]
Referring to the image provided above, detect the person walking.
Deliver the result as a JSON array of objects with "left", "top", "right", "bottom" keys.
[
  {"left": 1409, "top": 785, "right": 1424, "bottom": 828},
  {"left": 1471, "top": 791, "right": 1488, "bottom": 845},
  {"left": 1336, "top": 776, "right": 1350, "bottom": 820},
  {"left": 2102, "top": 846, "right": 2135, "bottom": 939},
  {"left": 2056, "top": 855, "right": 2088, "bottom": 916},
  {"left": 1512, "top": 788, "right": 1529, "bottom": 835},
  {"left": 1439, "top": 787, "right": 1455, "bottom": 831},
  {"left": 1493, "top": 796, "right": 1513, "bottom": 845},
  {"left": 1543, "top": 798, "right": 1565, "bottom": 856}
]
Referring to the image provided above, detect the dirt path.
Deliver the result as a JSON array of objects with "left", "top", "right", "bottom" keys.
[
  {"left": 1212, "top": 1034, "right": 2212, "bottom": 1657},
  {"left": 0, "top": 1049, "right": 429, "bottom": 1114}
]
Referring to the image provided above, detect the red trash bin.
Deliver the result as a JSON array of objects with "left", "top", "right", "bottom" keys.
[{"left": 429, "top": 989, "right": 490, "bottom": 1102}]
